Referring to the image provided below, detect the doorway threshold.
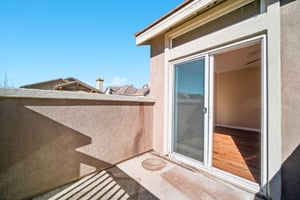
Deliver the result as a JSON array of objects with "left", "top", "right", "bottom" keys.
[{"left": 117, "top": 151, "right": 260, "bottom": 200}]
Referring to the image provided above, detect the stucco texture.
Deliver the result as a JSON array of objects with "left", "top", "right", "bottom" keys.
[
  {"left": 0, "top": 97, "right": 153, "bottom": 200},
  {"left": 150, "top": 34, "right": 166, "bottom": 153},
  {"left": 280, "top": 0, "right": 300, "bottom": 163},
  {"left": 280, "top": 0, "right": 300, "bottom": 199}
]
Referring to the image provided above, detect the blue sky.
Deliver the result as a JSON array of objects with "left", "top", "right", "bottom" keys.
[{"left": 0, "top": 0, "right": 183, "bottom": 88}]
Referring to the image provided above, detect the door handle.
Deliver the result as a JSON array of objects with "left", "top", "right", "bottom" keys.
[{"left": 203, "top": 107, "right": 207, "bottom": 114}]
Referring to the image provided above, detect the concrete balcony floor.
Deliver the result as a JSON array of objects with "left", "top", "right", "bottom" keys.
[{"left": 33, "top": 152, "right": 258, "bottom": 200}]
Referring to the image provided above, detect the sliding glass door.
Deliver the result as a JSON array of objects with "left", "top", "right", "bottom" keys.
[{"left": 173, "top": 57, "right": 206, "bottom": 163}]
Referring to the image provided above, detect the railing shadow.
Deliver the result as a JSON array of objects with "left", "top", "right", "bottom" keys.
[
  {"left": 0, "top": 101, "right": 111, "bottom": 200},
  {"left": 33, "top": 166, "right": 159, "bottom": 200}
]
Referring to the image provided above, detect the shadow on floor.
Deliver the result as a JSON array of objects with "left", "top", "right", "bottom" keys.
[
  {"left": 0, "top": 100, "right": 111, "bottom": 200},
  {"left": 31, "top": 166, "right": 159, "bottom": 200}
]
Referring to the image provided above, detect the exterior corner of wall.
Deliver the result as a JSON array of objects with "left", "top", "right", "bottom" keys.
[{"left": 149, "top": 34, "right": 166, "bottom": 154}]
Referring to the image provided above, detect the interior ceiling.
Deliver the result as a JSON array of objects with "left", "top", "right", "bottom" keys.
[{"left": 214, "top": 43, "right": 261, "bottom": 73}]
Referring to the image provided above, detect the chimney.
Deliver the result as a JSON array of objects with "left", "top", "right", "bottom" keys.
[{"left": 96, "top": 77, "right": 104, "bottom": 92}]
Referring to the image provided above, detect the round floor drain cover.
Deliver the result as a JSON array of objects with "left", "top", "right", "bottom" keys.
[{"left": 142, "top": 158, "right": 166, "bottom": 171}]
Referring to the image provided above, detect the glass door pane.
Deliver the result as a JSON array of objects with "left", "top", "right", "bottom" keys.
[{"left": 173, "top": 58, "right": 206, "bottom": 162}]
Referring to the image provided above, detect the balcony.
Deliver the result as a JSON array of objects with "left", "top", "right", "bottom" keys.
[{"left": 0, "top": 88, "right": 258, "bottom": 200}]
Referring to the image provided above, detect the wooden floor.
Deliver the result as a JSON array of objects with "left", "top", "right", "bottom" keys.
[{"left": 213, "top": 126, "right": 261, "bottom": 183}]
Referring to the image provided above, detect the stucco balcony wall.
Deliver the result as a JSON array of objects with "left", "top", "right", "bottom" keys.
[{"left": 0, "top": 88, "right": 154, "bottom": 200}]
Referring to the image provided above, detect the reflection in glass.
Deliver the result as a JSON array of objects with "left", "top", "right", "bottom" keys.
[{"left": 173, "top": 58, "right": 205, "bottom": 162}]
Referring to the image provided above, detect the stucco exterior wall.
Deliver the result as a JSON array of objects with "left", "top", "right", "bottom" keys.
[
  {"left": 280, "top": 0, "right": 300, "bottom": 165},
  {"left": 168, "top": 2, "right": 282, "bottom": 194},
  {"left": 141, "top": 0, "right": 285, "bottom": 198},
  {"left": 280, "top": 0, "right": 300, "bottom": 199},
  {"left": 150, "top": 34, "right": 165, "bottom": 153},
  {"left": 0, "top": 89, "right": 154, "bottom": 200}
]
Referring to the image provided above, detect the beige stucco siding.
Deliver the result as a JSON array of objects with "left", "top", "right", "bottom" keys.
[
  {"left": 140, "top": 0, "right": 300, "bottom": 198},
  {"left": 150, "top": 34, "right": 166, "bottom": 153},
  {"left": 165, "top": 0, "right": 282, "bottom": 178},
  {"left": 280, "top": 1, "right": 300, "bottom": 199},
  {"left": 0, "top": 92, "right": 153, "bottom": 200},
  {"left": 280, "top": 0, "right": 300, "bottom": 163}
]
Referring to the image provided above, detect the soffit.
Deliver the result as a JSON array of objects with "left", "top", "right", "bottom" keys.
[
  {"left": 135, "top": 0, "right": 255, "bottom": 46},
  {"left": 135, "top": 0, "right": 217, "bottom": 45}
]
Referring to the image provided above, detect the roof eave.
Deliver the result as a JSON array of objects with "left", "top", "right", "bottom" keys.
[
  {"left": 135, "top": 0, "right": 216, "bottom": 46},
  {"left": 20, "top": 78, "right": 64, "bottom": 88}
]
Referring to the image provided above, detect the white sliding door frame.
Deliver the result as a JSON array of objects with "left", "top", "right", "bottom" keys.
[
  {"left": 166, "top": 34, "right": 267, "bottom": 193},
  {"left": 168, "top": 54, "right": 210, "bottom": 167}
]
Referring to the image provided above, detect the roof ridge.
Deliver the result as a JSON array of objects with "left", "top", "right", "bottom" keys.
[
  {"left": 20, "top": 78, "right": 64, "bottom": 88},
  {"left": 21, "top": 77, "right": 103, "bottom": 93}
]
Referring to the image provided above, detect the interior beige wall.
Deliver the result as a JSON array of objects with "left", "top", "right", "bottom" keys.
[
  {"left": 0, "top": 96, "right": 153, "bottom": 200},
  {"left": 150, "top": 34, "right": 165, "bottom": 153},
  {"left": 215, "top": 66, "right": 261, "bottom": 129}
]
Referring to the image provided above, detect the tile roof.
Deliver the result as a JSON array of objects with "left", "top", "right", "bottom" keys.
[
  {"left": 105, "top": 85, "right": 150, "bottom": 96},
  {"left": 20, "top": 78, "right": 67, "bottom": 88},
  {"left": 20, "top": 77, "right": 102, "bottom": 93}
]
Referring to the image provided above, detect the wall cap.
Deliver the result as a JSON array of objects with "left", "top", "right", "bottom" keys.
[{"left": 0, "top": 88, "right": 155, "bottom": 103}]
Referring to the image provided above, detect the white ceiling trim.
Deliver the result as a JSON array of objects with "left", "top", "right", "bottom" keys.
[
  {"left": 135, "top": 0, "right": 215, "bottom": 45},
  {"left": 167, "top": 0, "right": 255, "bottom": 40}
]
